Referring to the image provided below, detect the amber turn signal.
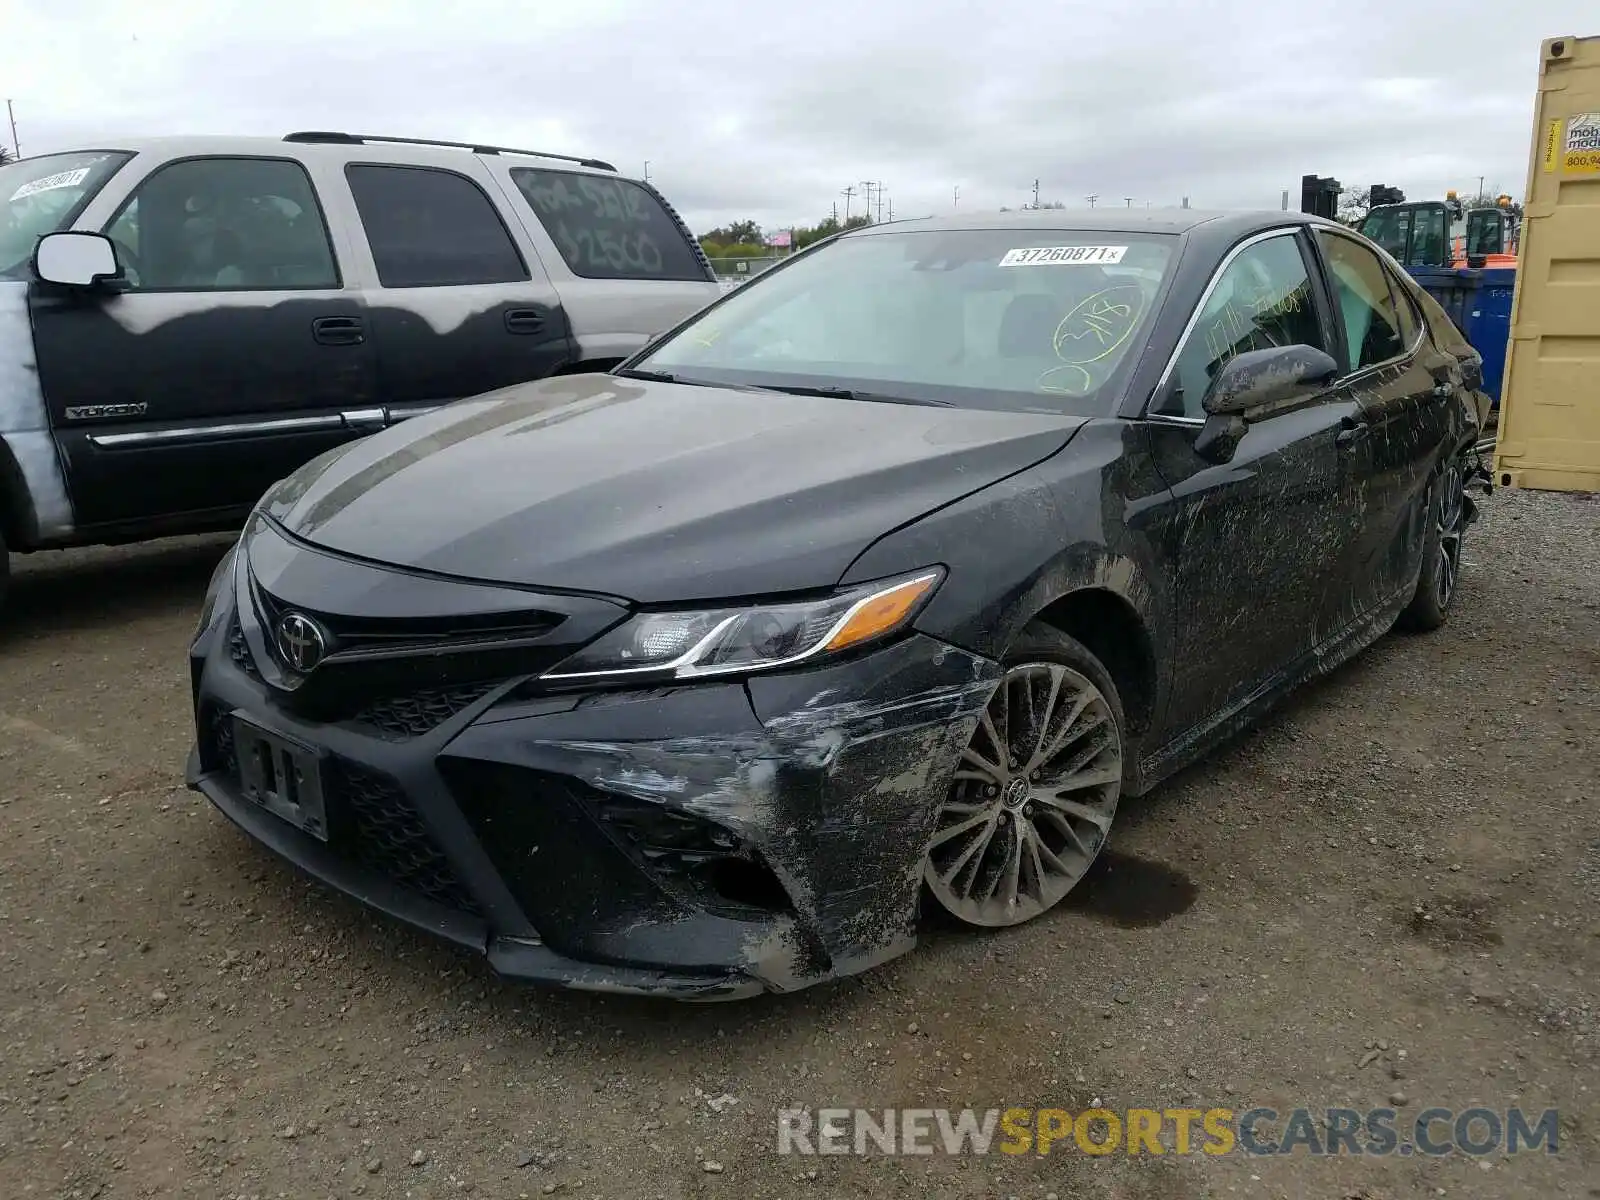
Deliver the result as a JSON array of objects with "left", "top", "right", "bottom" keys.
[{"left": 821, "top": 573, "right": 941, "bottom": 653}]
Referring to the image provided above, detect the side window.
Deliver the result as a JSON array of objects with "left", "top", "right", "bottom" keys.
[
  {"left": 511, "top": 168, "right": 709, "bottom": 282},
  {"left": 1361, "top": 208, "right": 1412, "bottom": 262},
  {"left": 1411, "top": 207, "right": 1448, "bottom": 266},
  {"left": 1385, "top": 265, "right": 1420, "bottom": 345},
  {"left": 104, "top": 157, "right": 338, "bottom": 291},
  {"left": 346, "top": 164, "right": 527, "bottom": 288},
  {"left": 1160, "top": 234, "right": 1324, "bottom": 419},
  {"left": 1316, "top": 233, "right": 1407, "bottom": 372}
]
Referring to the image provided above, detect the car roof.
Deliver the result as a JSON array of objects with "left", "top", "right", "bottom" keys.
[
  {"left": 21, "top": 134, "right": 628, "bottom": 179},
  {"left": 840, "top": 207, "right": 1349, "bottom": 247}
]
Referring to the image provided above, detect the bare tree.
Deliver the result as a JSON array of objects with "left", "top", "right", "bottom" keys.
[{"left": 1337, "top": 186, "right": 1372, "bottom": 227}]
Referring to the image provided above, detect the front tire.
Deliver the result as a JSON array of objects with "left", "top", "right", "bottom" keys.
[
  {"left": 923, "top": 623, "right": 1125, "bottom": 928},
  {"left": 1399, "top": 457, "right": 1468, "bottom": 632}
]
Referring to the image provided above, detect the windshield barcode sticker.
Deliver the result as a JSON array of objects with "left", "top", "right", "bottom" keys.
[
  {"left": 9, "top": 167, "right": 92, "bottom": 202},
  {"left": 999, "top": 245, "right": 1127, "bottom": 267}
]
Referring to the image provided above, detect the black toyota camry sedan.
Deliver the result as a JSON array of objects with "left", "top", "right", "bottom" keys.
[{"left": 188, "top": 208, "right": 1491, "bottom": 1000}]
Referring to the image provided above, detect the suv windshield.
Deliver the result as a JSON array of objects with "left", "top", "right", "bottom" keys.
[
  {"left": 634, "top": 228, "right": 1177, "bottom": 414},
  {"left": 0, "top": 150, "right": 132, "bottom": 277}
]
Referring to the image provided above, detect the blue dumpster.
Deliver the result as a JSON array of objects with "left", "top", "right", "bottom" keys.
[{"left": 1406, "top": 266, "right": 1516, "bottom": 408}]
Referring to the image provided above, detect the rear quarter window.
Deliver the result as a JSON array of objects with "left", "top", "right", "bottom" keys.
[{"left": 511, "top": 168, "right": 708, "bottom": 282}]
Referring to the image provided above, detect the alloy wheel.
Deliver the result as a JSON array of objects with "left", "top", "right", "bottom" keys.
[
  {"left": 1436, "top": 461, "right": 1467, "bottom": 609},
  {"left": 924, "top": 662, "right": 1122, "bottom": 927}
]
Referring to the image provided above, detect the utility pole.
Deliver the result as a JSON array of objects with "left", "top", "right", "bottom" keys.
[
  {"left": 6, "top": 100, "right": 18, "bottom": 159},
  {"left": 841, "top": 186, "right": 856, "bottom": 221},
  {"left": 1085, "top": 194, "right": 1098, "bottom": 208},
  {"left": 831, "top": 200, "right": 838, "bottom": 223},
  {"left": 876, "top": 184, "right": 885, "bottom": 224},
  {"left": 1124, "top": 196, "right": 1133, "bottom": 207},
  {"left": 952, "top": 184, "right": 960, "bottom": 208},
  {"left": 1031, "top": 179, "right": 1040, "bottom": 209},
  {"left": 861, "top": 181, "right": 884, "bottom": 224},
  {"left": 887, "top": 197, "right": 894, "bottom": 222},
  {"left": 1477, "top": 174, "right": 1486, "bottom": 199},
  {"left": 643, "top": 160, "right": 651, "bottom": 182}
]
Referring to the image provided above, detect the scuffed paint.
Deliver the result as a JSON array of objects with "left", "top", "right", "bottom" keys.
[
  {"left": 475, "top": 648, "right": 1001, "bottom": 993},
  {"left": 0, "top": 281, "right": 74, "bottom": 539}
]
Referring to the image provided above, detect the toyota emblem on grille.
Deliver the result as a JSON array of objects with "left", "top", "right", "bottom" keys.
[{"left": 275, "top": 612, "right": 329, "bottom": 672}]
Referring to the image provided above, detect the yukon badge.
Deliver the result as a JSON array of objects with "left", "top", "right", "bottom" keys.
[{"left": 274, "top": 612, "right": 329, "bottom": 673}]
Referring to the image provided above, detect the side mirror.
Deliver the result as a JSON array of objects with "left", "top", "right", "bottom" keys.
[
  {"left": 33, "top": 231, "right": 122, "bottom": 289},
  {"left": 1194, "top": 345, "right": 1339, "bottom": 463}
]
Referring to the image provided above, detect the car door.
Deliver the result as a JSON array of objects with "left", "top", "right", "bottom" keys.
[
  {"left": 1139, "top": 228, "right": 1378, "bottom": 729},
  {"left": 29, "top": 153, "right": 377, "bottom": 529},
  {"left": 338, "top": 160, "right": 574, "bottom": 423},
  {"left": 1312, "top": 230, "right": 1456, "bottom": 612}
]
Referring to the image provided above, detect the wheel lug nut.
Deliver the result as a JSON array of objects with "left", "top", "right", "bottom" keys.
[{"left": 985, "top": 785, "right": 998, "bottom": 797}]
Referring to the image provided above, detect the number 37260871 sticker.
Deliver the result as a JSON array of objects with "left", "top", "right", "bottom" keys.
[{"left": 999, "top": 245, "right": 1127, "bottom": 267}]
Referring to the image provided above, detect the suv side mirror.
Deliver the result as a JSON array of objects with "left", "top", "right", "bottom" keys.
[
  {"left": 33, "top": 231, "right": 122, "bottom": 289},
  {"left": 1194, "top": 344, "right": 1339, "bottom": 463}
]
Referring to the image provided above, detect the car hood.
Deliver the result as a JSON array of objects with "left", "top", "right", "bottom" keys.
[{"left": 262, "top": 374, "right": 1083, "bottom": 602}]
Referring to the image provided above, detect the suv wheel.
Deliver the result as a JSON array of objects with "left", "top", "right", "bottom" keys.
[{"left": 923, "top": 623, "right": 1125, "bottom": 928}]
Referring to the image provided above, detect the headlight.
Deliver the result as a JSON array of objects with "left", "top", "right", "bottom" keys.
[
  {"left": 191, "top": 542, "right": 238, "bottom": 645},
  {"left": 542, "top": 568, "right": 944, "bottom": 682}
]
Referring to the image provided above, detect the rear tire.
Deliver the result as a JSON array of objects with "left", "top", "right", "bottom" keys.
[
  {"left": 0, "top": 525, "right": 9, "bottom": 621},
  {"left": 1399, "top": 457, "right": 1468, "bottom": 633},
  {"left": 922, "top": 623, "right": 1126, "bottom": 928}
]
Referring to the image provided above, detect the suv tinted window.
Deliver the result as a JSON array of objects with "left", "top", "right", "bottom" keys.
[
  {"left": 105, "top": 157, "right": 337, "bottom": 291},
  {"left": 1160, "top": 232, "right": 1324, "bottom": 419},
  {"left": 346, "top": 164, "right": 527, "bottom": 287},
  {"left": 511, "top": 168, "right": 707, "bottom": 282},
  {"left": 1317, "top": 232, "right": 1407, "bottom": 372}
]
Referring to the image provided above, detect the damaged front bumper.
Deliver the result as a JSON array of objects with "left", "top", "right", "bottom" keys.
[{"left": 188, "top": 601, "right": 998, "bottom": 1000}]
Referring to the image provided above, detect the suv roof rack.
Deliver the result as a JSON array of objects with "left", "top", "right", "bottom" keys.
[{"left": 283, "top": 131, "right": 616, "bottom": 172}]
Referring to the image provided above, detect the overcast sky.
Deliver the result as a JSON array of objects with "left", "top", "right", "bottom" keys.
[{"left": 3, "top": 0, "right": 1592, "bottom": 234}]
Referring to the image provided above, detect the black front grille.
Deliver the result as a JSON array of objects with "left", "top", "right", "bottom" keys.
[
  {"left": 227, "top": 616, "right": 262, "bottom": 681},
  {"left": 333, "top": 762, "right": 482, "bottom": 916},
  {"left": 350, "top": 682, "right": 498, "bottom": 740},
  {"left": 203, "top": 707, "right": 479, "bottom": 918}
]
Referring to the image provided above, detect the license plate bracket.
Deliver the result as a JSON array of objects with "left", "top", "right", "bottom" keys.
[{"left": 232, "top": 715, "right": 330, "bottom": 842}]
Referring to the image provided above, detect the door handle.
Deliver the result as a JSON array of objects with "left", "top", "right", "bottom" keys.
[
  {"left": 504, "top": 308, "right": 544, "bottom": 335},
  {"left": 312, "top": 316, "right": 364, "bottom": 346},
  {"left": 1335, "top": 414, "right": 1370, "bottom": 450}
]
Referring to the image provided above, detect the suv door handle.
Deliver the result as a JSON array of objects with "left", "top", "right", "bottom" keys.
[
  {"left": 312, "top": 316, "right": 364, "bottom": 346},
  {"left": 504, "top": 308, "right": 544, "bottom": 335},
  {"left": 1335, "top": 414, "right": 1370, "bottom": 449}
]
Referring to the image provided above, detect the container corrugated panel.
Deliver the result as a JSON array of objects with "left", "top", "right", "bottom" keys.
[{"left": 1494, "top": 34, "right": 1600, "bottom": 492}]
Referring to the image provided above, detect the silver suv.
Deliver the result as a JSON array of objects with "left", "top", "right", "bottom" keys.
[{"left": 0, "top": 131, "right": 721, "bottom": 613}]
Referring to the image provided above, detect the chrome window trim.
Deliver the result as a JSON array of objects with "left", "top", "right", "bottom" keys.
[
  {"left": 87, "top": 414, "right": 342, "bottom": 448},
  {"left": 1143, "top": 227, "right": 1308, "bottom": 420}
]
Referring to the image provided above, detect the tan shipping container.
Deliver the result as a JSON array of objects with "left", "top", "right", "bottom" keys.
[{"left": 1494, "top": 34, "right": 1600, "bottom": 493}]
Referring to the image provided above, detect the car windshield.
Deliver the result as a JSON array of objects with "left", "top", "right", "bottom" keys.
[
  {"left": 633, "top": 227, "right": 1177, "bottom": 414},
  {"left": 0, "top": 150, "right": 132, "bottom": 277}
]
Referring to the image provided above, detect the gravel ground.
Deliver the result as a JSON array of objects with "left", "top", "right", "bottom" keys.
[{"left": 0, "top": 487, "right": 1595, "bottom": 1199}]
